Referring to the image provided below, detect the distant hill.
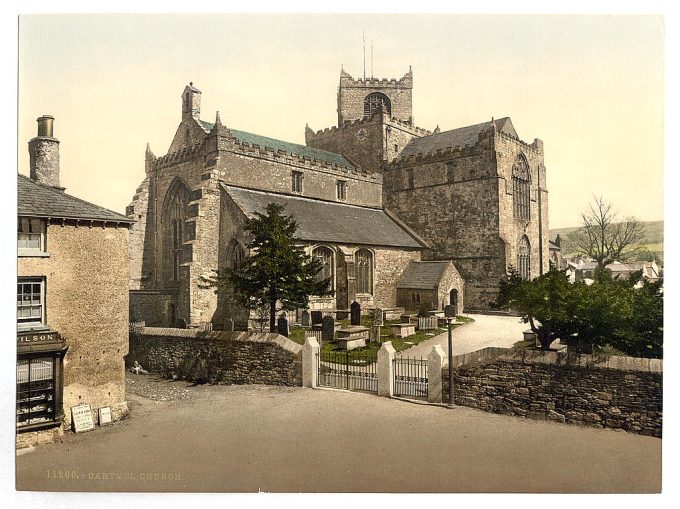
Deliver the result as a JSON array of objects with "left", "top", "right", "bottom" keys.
[{"left": 549, "top": 220, "right": 664, "bottom": 263}]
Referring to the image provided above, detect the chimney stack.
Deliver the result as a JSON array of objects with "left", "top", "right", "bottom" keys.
[{"left": 29, "top": 115, "right": 61, "bottom": 188}]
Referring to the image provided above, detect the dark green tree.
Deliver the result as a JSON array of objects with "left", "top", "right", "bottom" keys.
[
  {"left": 202, "top": 203, "right": 331, "bottom": 332},
  {"left": 497, "top": 267, "right": 663, "bottom": 358}
]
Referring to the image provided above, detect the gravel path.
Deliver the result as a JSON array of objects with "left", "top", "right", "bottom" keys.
[
  {"left": 402, "top": 313, "right": 528, "bottom": 359},
  {"left": 125, "top": 372, "right": 192, "bottom": 401}
]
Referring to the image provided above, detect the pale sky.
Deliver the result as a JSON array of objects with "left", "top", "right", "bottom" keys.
[{"left": 17, "top": 14, "right": 664, "bottom": 229}]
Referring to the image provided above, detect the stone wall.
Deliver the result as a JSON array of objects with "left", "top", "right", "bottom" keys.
[
  {"left": 19, "top": 222, "right": 130, "bottom": 426},
  {"left": 337, "top": 70, "right": 413, "bottom": 125},
  {"left": 442, "top": 348, "right": 662, "bottom": 437},
  {"left": 127, "top": 328, "right": 303, "bottom": 386}
]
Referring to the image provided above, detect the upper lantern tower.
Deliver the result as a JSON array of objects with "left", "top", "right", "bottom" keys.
[{"left": 336, "top": 67, "right": 413, "bottom": 127}]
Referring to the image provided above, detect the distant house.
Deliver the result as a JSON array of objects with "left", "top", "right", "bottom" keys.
[
  {"left": 549, "top": 234, "right": 568, "bottom": 271},
  {"left": 396, "top": 261, "right": 464, "bottom": 314},
  {"left": 566, "top": 258, "right": 661, "bottom": 284}
]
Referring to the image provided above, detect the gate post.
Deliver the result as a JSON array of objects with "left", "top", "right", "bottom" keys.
[
  {"left": 427, "top": 345, "right": 446, "bottom": 403},
  {"left": 302, "top": 337, "right": 320, "bottom": 388},
  {"left": 377, "top": 341, "right": 396, "bottom": 397}
]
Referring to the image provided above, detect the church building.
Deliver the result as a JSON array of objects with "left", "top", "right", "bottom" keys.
[{"left": 127, "top": 66, "right": 548, "bottom": 328}]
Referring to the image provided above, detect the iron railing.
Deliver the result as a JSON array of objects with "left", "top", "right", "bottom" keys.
[
  {"left": 317, "top": 350, "right": 377, "bottom": 392},
  {"left": 393, "top": 355, "right": 428, "bottom": 399}
]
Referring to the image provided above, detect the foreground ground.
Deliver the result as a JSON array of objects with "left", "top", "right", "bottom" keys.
[{"left": 16, "top": 374, "right": 661, "bottom": 493}]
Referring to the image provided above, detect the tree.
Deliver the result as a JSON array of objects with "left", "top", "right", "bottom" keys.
[
  {"left": 202, "top": 203, "right": 331, "bottom": 332},
  {"left": 497, "top": 267, "right": 663, "bottom": 358},
  {"left": 569, "top": 196, "right": 644, "bottom": 270}
]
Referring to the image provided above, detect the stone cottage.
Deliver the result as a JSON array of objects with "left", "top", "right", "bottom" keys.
[{"left": 17, "top": 116, "right": 133, "bottom": 447}]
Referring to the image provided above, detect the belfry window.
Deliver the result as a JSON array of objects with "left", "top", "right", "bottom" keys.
[
  {"left": 336, "top": 180, "right": 347, "bottom": 201},
  {"left": 363, "top": 92, "right": 391, "bottom": 119},
  {"left": 355, "top": 249, "right": 373, "bottom": 294},
  {"left": 312, "top": 246, "right": 334, "bottom": 291},
  {"left": 512, "top": 154, "right": 531, "bottom": 220},
  {"left": 518, "top": 236, "right": 531, "bottom": 280}
]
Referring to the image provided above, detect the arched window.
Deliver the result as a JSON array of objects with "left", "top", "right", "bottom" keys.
[
  {"left": 518, "top": 236, "right": 531, "bottom": 280},
  {"left": 226, "top": 239, "right": 246, "bottom": 270},
  {"left": 312, "top": 246, "right": 334, "bottom": 291},
  {"left": 162, "top": 179, "right": 190, "bottom": 284},
  {"left": 363, "top": 92, "right": 391, "bottom": 119},
  {"left": 512, "top": 154, "right": 531, "bottom": 220},
  {"left": 355, "top": 249, "right": 373, "bottom": 294}
]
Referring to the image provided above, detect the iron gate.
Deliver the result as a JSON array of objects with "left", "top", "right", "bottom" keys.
[
  {"left": 317, "top": 350, "right": 377, "bottom": 392},
  {"left": 393, "top": 355, "right": 428, "bottom": 399}
]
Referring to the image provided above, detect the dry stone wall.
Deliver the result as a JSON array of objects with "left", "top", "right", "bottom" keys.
[
  {"left": 443, "top": 349, "right": 662, "bottom": 437},
  {"left": 128, "top": 328, "right": 302, "bottom": 387}
]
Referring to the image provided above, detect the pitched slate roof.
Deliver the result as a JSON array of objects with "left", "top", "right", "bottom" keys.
[
  {"left": 399, "top": 117, "right": 516, "bottom": 158},
  {"left": 221, "top": 184, "right": 424, "bottom": 249},
  {"left": 199, "top": 121, "right": 354, "bottom": 169},
  {"left": 18, "top": 174, "right": 132, "bottom": 223},
  {"left": 397, "top": 261, "right": 452, "bottom": 290}
]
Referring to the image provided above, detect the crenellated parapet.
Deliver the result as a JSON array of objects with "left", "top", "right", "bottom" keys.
[
  {"left": 306, "top": 115, "right": 430, "bottom": 140},
  {"left": 227, "top": 134, "right": 380, "bottom": 183},
  {"left": 496, "top": 129, "right": 543, "bottom": 155},
  {"left": 340, "top": 68, "right": 413, "bottom": 89},
  {"left": 155, "top": 144, "right": 203, "bottom": 169}
]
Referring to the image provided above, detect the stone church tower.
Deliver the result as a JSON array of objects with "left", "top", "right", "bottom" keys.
[{"left": 307, "top": 67, "right": 550, "bottom": 309}]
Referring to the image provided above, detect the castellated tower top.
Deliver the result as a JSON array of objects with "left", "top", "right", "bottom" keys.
[
  {"left": 337, "top": 67, "right": 413, "bottom": 126},
  {"left": 182, "top": 82, "right": 202, "bottom": 121}
]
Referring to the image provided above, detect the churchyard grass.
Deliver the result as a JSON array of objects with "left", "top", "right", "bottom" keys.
[{"left": 288, "top": 315, "right": 474, "bottom": 359}]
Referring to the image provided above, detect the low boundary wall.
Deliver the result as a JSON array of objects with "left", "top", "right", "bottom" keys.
[
  {"left": 128, "top": 327, "right": 302, "bottom": 386},
  {"left": 443, "top": 348, "right": 662, "bottom": 437}
]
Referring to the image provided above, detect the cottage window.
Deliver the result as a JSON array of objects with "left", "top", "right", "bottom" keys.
[
  {"left": 18, "top": 217, "right": 46, "bottom": 254},
  {"left": 312, "top": 246, "right": 334, "bottom": 291},
  {"left": 512, "top": 154, "right": 531, "bottom": 220},
  {"left": 292, "top": 171, "right": 303, "bottom": 193},
  {"left": 17, "top": 278, "right": 45, "bottom": 329},
  {"left": 364, "top": 92, "right": 392, "bottom": 119},
  {"left": 336, "top": 180, "right": 347, "bottom": 201},
  {"left": 518, "top": 236, "right": 531, "bottom": 280},
  {"left": 355, "top": 249, "right": 373, "bottom": 294}
]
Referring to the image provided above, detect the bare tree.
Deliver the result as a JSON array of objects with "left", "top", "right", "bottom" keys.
[{"left": 570, "top": 196, "right": 644, "bottom": 270}]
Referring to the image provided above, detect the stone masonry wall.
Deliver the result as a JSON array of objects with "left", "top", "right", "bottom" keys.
[
  {"left": 442, "top": 349, "right": 662, "bottom": 437},
  {"left": 127, "top": 328, "right": 302, "bottom": 386},
  {"left": 19, "top": 223, "right": 131, "bottom": 426},
  {"left": 337, "top": 71, "right": 413, "bottom": 125}
]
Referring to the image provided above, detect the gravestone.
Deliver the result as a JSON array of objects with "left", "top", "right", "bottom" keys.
[
  {"left": 350, "top": 301, "right": 361, "bottom": 326},
  {"left": 98, "top": 406, "right": 112, "bottom": 426},
  {"left": 322, "top": 315, "right": 335, "bottom": 342},
  {"left": 311, "top": 311, "right": 323, "bottom": 326},
  {"left": 301, "top": 310, "right": 310, "bottom": 327},
  {"left": 277, "top": 315, "right": 289, "bottom": 337},
  {"left": 373, "top": 307, "right": 384, "bottom": 327},
  {"left": 223, "top": 318, "right": 234, "bottom": 332}
]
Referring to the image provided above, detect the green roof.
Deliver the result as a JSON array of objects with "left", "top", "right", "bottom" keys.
[{"left": 199, "top": 121, "right": 354, "bottom": 169}]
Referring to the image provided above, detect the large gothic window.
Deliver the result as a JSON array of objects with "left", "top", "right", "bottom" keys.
[
  {"left": 226, "top": 239, "right": 246, "bottom": 270},
  {"left": 355, "top": 249, "right": 373, "bottom": 294},
  {"left": 312, "top": 246, "right": 334, "bottom": 291},
  {"left": 518, "top": 236, "right": 531, "bottom": 280},
  {"left": 512, "top": 154, "right": 531, "bottom": 220},
  {"left": 363, "top": 92, "right": 391, "bottom": 119},
  {"left": 162, "top": 179, "right": 190, "bottom": 284}
]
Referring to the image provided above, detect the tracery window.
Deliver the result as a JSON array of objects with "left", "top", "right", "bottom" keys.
[
  {"left": 162, "top": 179, "right": 190, "bottom": 284},
  {"left": 312, "top": 246, "right": 334, "bottom": 291},
  {"left": 363, "top": 92, "right": 391, "bottom": 119},
  {"left": 355, "top": 249, "right": 373, "bottom": 294},
  {"left": 512, "top": 154, "right": 531, "bottom": 220},
  {"left": 518, "top": 236, "right": 531, "bottom": 280}
]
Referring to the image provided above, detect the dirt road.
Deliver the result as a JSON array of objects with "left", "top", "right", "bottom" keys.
[{"left": 15, "top": 375, "right": 661, "bottom": 493}]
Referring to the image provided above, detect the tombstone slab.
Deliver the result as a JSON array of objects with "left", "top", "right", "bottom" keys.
[
  {"left": 301, "top": 310, "right": 310, "bottom": 327},
  {"left": 277, "top": 315, "right": 289, "bottom": 337},
  {"left": 322, "top": 315, "right": 336, "bottom": 342},
  {"left": 350, "top": 301, "right": 361, "bottom": 326}
]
